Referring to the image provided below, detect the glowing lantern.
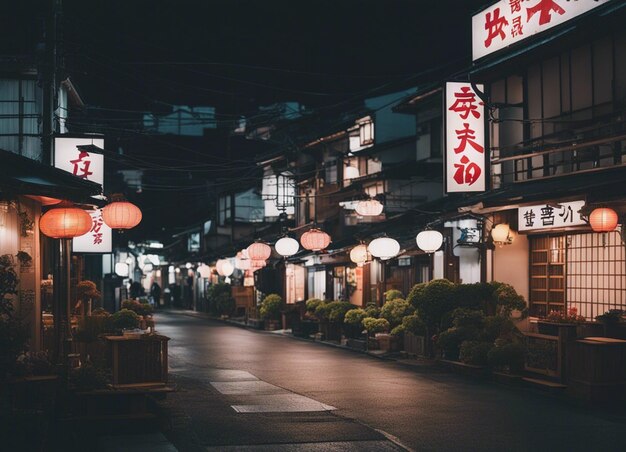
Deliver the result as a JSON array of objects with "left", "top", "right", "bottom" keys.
[
  {"left": 221, "top": 261, "right": 234, "bottom": 277},
  {"left": 300, "top": 228, "right": 331, "bottom": 251},
  {"left": 102, "top": 194, "right": 142, "bottom": 230},
  {"left": 198, "top": 264, "right": 212, "bottom": 278},
  {"left": 235, "top": 251, "right": 250, "bottom": 270},
  {"left": 215, "top": 259, "right": 228, "bottom": 276},
  {"left": 115, "top": 262, "right": 129, "bottom": 277},
  {"left": 355, "top": 199, "right": 383, "bottom": 216},
  {"left": 490, "top": 224, "right": 513, "bottom": 246},
  {"left": 350, "top": 244, "right": 371, "bottom": 267},
  {"left": 249, "top": 259, "right": 266, "bottom": 271},
  {"left": 247, "top": 241, "right": 272, "bottom": 261},
  {"left": 416, "top": 230, "right": 444, "bottom": 253},
  {"left": 368, "top": 237, "right": 400, "bottom": 260},
  {"left": 589, "top": 207, "right": 618, "bottom": 232},
  {"left": 275, "top": 236, "right": 299, "bottom": 257},
  {"left": 39, "top": 202, "right": 92, "bottom": 239}
]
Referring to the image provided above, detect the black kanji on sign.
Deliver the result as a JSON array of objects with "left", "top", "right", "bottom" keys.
[
  {"left": 540, "top": 206, "right": 555, "bottom": 226},
  {"left": 558, "top": 205, "right": 573, "bottom": 223},
  {"left": 523, "top": 210, "right": 536, "bottom": 227}
]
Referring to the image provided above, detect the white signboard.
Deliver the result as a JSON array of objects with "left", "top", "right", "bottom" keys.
[
  {"left": 472, "top": 0, "right": 609, "bottom": 61},
  {"left": 518, "top": 200, "right": 587, "bottom": 231},
  {"left": 54, "top": 136, "right": 105, "bottom": 188},
  {"left": 72, "top": 209, "right": 112, "bottom": 253},
  {"left": 445, "top": 82, "right": 486, "bottom": 193}
]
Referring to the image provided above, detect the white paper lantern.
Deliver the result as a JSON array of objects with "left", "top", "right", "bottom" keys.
[
  {"left": 221, "top": 261, "right": 234, "bottom": 277},
  {"left": 368, "top": 237, "right": 400, "bottom": 260},
  {"left": 355, "top": 199, "right": 384, "bottom": 216},
  {"left": 350, "top": 244, "right": 370, "bottom": 267},
  {"left": 115, "top": 262, "right": 129, "bottom": 277},
  {"left": 215, "top": 259, "right": 228, "bottom": 276},
  {"left": 198, "top": 264, "right": 212, "bottom": 278},
  {"left": 275, "top": 236, "right": 300, "bottom": 257},
  {"left": 235, "top": 251, "right": 250, "bottom": 270},
  {"left": 416, "top": 230, "right": 443, "bottom": 253}
]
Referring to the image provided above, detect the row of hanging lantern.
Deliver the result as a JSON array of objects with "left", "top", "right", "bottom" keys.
[{"left": 39, "top": 194, "right": 142, "bottom": 239}]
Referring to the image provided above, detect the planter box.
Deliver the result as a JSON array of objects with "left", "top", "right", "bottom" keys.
[
  {"left": 346, "top": 338, "right": 367, "bottom": 351},
  {"left": 105, "top": 335, "right": 170, "bottom": 387},
  {"left": 264, "top": 319, "right": 281, "bottom": 331},
  {"left": 376, "top": 334, "right": 401, "bottom": 353},
  {"left": 292, "top": 320, "right": 318, "bottom": 338},
  {"left": 319, "top": 322, "right": 342, "bottom": 341},
  {"left": 404, "top": 332, "right": 426, "bottom": 357},
  {"left": 537, "top": 321, "right": 579, "bottom": 337}
]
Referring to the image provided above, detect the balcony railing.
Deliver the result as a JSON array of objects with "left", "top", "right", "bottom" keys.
[{"left": 491, "top": 108, "right": 626, "bottom": 187}]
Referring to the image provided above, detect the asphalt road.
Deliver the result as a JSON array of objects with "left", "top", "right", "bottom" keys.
[{"left": 155, "top": 311, "right": 626, "bottom": 452}]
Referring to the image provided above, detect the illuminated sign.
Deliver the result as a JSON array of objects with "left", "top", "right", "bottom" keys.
[
  {"left": 54, "top": 136, "right": 104, "bottom": 188},
  {"left": 72, "top": 209, "right": 112, "bottom": 253},
  {"left": 518, "top": 200, "right": 587, "bottom": 231},
  {"left": 445, "top": 82, "right": 486, "bottom": 193},
  {"left": 472, "top": 0, "right": 609, "bottom": 61}
]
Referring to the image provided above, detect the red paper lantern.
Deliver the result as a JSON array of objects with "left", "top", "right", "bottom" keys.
[
  {"left": 300, "top": 228, "right": 331, "bottom": 251},
  {"left": 102, "top": 195, "right": 142, "bottom": 230},
  {"left": 249, "top": 258, "right": 267, "bottom": 271},
  {"left": 247, "top": 241, "right": 271, "bottom": 261},
  {"left": 40, "top": 203, "right": 92, "bottom": 239},
  {"left": 589, "top": 207, "right": 619, "bottom": 232}
]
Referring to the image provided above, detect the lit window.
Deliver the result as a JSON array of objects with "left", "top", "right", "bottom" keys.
[{"left": 358, "top": 116, "right": 374, "bottom": 146}]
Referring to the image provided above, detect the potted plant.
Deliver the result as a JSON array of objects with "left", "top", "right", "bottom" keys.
[
  {"left": 76, "top": 280, "right": 102, "bottom": 316},
  {"left": 110, "top": 309, "right": 140, "bottom": 334},
  {"left": 316, "top": 301, "right": 353, "bottom": 341},
  {"left": 596, "top": 309, "right": 625, "bottom": 338},
  {"left": 362, "top": 317, "right": 390, "bottom": 350},
  {"left": 343, "top": 308, "right": 367, "bottom": 339},
  {"left": 259, "top": 294, "right": 284, "bottom": 330},
  {"left": 537, "top": 307, "right": 586, "bottom": 336},
  {"left": 392, "top": 314, "right": 426, "bottom": 356}
]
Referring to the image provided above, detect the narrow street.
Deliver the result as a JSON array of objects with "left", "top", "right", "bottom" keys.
[{"left": 156, "top": 311, "right": 626, "bottom": 452}]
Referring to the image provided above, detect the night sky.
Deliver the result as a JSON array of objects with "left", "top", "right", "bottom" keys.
[{"left": 58, "top": 0, "right": 488, "bottom": 113}]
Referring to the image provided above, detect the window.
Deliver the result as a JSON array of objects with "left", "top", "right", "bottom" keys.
[
  {"left": 358, "top": 116, "right": 374, "bottom": 146},
  {"left": 324, "top": 160, "right": 338, "bottom": 184},
  {"left": 218, "top": 195, "right": 231, "bottom": 225}
]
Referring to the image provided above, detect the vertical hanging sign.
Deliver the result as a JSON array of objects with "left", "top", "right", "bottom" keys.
[
  {"left": 54, "top": 136, "right": 112, "bottom": 253},
  {"left": 445, "top": 82, "right": 486, "bottom": 193}
]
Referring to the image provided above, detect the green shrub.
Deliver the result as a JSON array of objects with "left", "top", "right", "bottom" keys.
[
  {"left": 482, "top": 315, "right": 515, "bottom": 342},
  {"left": 314, "top": 302, "right": 332, "bottom": 321},
  {"left": 380, "top": 298, "right": 414, "bottom": 327},
  {"left": 400, "top": 314, "right": 426, "bottom": 335},
  {"left": 70, "top": 363, "right": 110, "bottom": 391},
  {"left": 326, "top": 301, "right": 356, "bottom": 323},
  {"left": 492, "top": 282, "right": 527, "bottom": 317},
  {"left": 364, "top": 302, "right": 380, "bottom": 318},
  {"left": 410, "top": 279, "right": 456, "bottom": 329},
  {"left": 488, "top": 341, "right": 525, "bottom": 373},
  {"left": 259, "top": 294, "right": 284, "bottom": 320},
  {"left": 437, "top": 327, "right": 466, "bottom": 359},
  {"left": 305, "top": 298, "right": 324, "bottom": 313},
  {"left": 452, "top": 308, "right": 485, "bottom": 329},
  {"left": 110, "top": 309, "right": 140, "bottom": 331},
  {"left": 459, "top": 341, "right": 493, "bottom": 366},
  {"left": 344, "top": 308, "right": 367, "bottom": 326},
  {"left": 122, "top": 299, "right": 153, "bottom": 317},
  {"left": 362, "top": 317, "right": 390, "bottom": 335},
  {"left": 91, "top": 307, "right": 110, "bottom": 317},
  {"left": 206, "top": 283, "right": 234, "bottom": 315},
  {"left": 74, "top": 315, "right": 112, "bottom": 342},
  {"left": 384, "top": 289, "right": 404, "bottom": 302},
  {"left": 406, "top": 283, "right": 427, "bottom": 310}
]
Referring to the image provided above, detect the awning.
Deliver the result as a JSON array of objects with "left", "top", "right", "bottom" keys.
[{"left": 0, "top": 148, "right": 102, "bottom": 204}]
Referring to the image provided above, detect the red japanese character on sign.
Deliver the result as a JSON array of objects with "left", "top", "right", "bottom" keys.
[
  {"left": 454, "top": 123, "right": 484, "bottom": 154},
  {"left": 509, "top": 0, "right": 521, "bottom": 14},
  {"left": 484, "top": 7, "right": 509, "bottom": 48},
  {"left": 69, "top": 151, "right": 93, "bottom": 179},
  {"left": 453, "top": 155, "right": 482, "bottom": 186},
  {"left": 526, "top": 0, "right": 565, "bottom": 26},
  {"left": 448, "top": 87, "right": 483, "bottom": 120},
  {"left": 91, "top": 214, "right": 103, "bottom": 245},
  {"left": 511, "top": 16, "right": 523, "bottom": 37}
]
